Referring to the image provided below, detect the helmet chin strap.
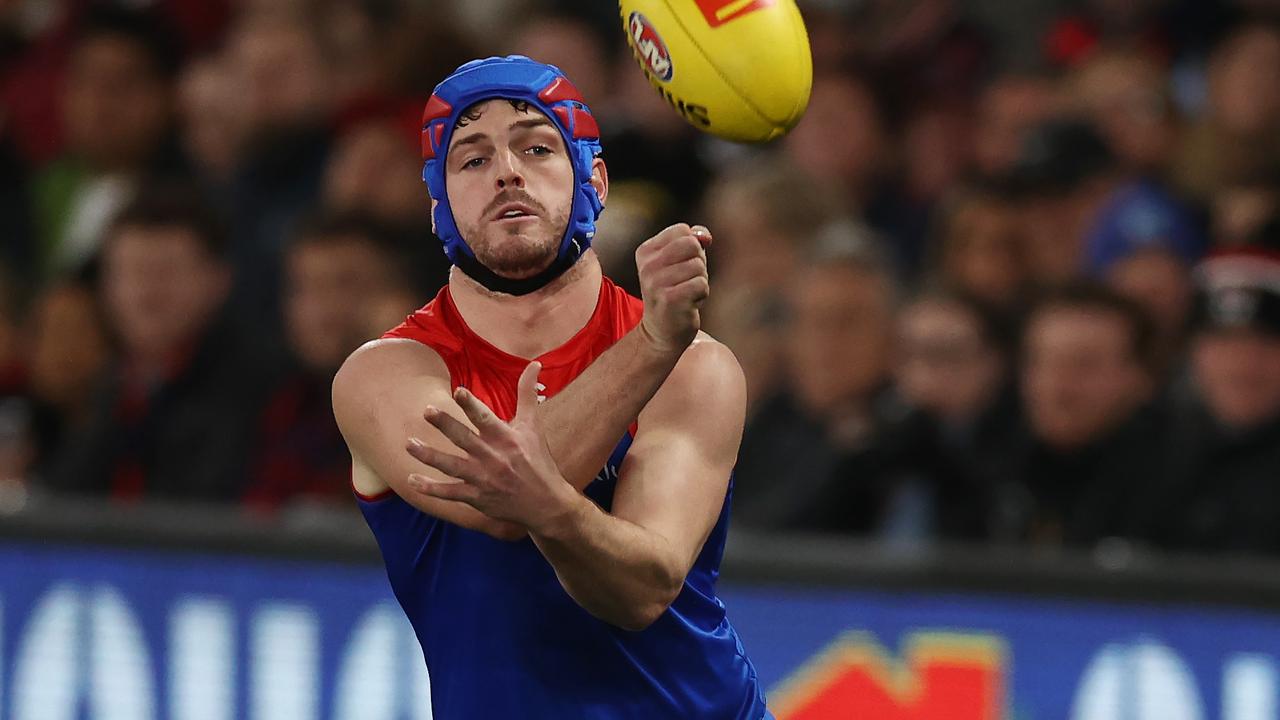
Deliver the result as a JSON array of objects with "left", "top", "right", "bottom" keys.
[{"left": 454, "top": 238, "right": 584, "bottom": 296}]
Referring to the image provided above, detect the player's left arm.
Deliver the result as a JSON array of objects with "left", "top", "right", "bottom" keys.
[
  {"left": 404, "top": 335, "right": 744, "bottom": 631},
  {"left": 530, "top": 337, "right": 744, "bottom": 630}
]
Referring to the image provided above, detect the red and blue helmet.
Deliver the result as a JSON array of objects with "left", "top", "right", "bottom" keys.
[{"left": 421, "top": 55, "right": 604, "bottom": 295}]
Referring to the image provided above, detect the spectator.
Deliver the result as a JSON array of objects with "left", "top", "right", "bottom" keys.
[
  {"left": 376, "top": 9, "right": 479, "bottom": 100},
  {"left": 1009, "top": 119, "right": 1119, "bottom": 287},
  {"left": 1009, "top": 117, "right": 1204, "bottom": 331},
  {"left": 223, "top": 10, "right": 335, "bottom": 326},
  {"left": 902, "top": 103, "right": 974, "bottom": 208},
  {"left": 508, "top": 13, "right": 612, "bottom": 110},
  {"left": 782, "top": 71, "right": 923, "bottom": 270},
  {"left": 243, "top": 213, "right": 408, "bottom": 514},
  {"left": 324, "top": 113, "right": 424, "bottom": 228},
  {"left": 33, "top": 5, "right": 184, "bottom": 279},
  {"left": 1091, "top": 209, "right": 1202, "bottom": 372},
  {"left": 782, "top": 72, "right": 919, "bottom": 268},
  {"left": 733, "top": 222, "right": 902, "bottom": 533},
  {"left": 996, "top": 283, "right": 1163, "bottom": 547},
  {"left": 702, "top": 161, "right": 839, "bottom": 419},
  {"left": 895, "top": 290, "right": 1015, "bottom": 433},
  {"left": 312, "top": 0, "right": 396, "bottom": 110},
  {"left": 0, "top": 0, "right": 80, "bottom": 166},
  {"left": 1173, "top": 23, "right": 1280, "bottom": 202},
  {"left": 23, "top": 280, "right": 110, "bottom": 481},
  {"left": 1040, "top": 0, "right": 1174, "bottom": 71},
  {"left": 971, "top": 71, "right": 1061, "bottom": 181},
  {"left": 890, "top": 290, "right": 1020, "bottom": 541},
  {"left": 1210, "top": 163, "right": 1280, "bottom": 247},
  {"left": 852, "top": 0, "right": 991, "bottom": 110},
  {"left": 1067, "top": 46, "right": 1180, "bottom": 177},
  {"left": 1150, "top": 249, "right": 1280, "bottom": 554},
  {"left": 177, "top": 54, "right": 243, "bottom": 191},
  {"left": 930, "top": 188, "right": 1028, "bottom": 311},
  {"left": 322, "top": 109, "right": 451, "bottom": 296},
  {"left": 703, "top": 158, "right": 839, "bottom": 298},
  {"left": 43, "top": 188, "right": 277, "bottom": 504}
]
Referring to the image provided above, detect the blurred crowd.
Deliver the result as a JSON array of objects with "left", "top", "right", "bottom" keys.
[{"left": 1, "top": 0, "right": 1279, "bottom": 558}]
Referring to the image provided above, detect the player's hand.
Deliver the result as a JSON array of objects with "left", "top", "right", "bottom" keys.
[
  {"left": 635, "top": 223, "right": 712, "bottom": 355},
  {"left": 404, "top": 362, "right": 579, "bottom": 532}
]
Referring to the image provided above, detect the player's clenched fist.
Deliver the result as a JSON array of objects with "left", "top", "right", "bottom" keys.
[{"left": 636, "top": 223, "right": 713, "bottom": 354}]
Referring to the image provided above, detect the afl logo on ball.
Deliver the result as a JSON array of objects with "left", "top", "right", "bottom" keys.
[{"left": 629, "top": 12, "right": 673, "bottom": 82}]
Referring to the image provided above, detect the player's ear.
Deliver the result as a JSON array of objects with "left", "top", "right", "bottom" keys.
[
  {"left": 430, "top": 198, "right": 438, "bottom": 234},
  {"left": 590, "top": 158, "right": 608, "bottom": 206}
]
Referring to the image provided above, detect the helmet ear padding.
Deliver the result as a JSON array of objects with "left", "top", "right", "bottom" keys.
[{"left": 421, "top": 55, "right": 604, "bottom": 296}]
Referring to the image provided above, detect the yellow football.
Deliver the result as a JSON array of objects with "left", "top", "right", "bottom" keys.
[{"left": 619, "top": 0, "right": 812, "bottom": 143}]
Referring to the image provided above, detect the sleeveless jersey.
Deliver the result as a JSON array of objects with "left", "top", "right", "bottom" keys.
[{"left": 356, "top": 276, "right": 767, "bottom": 719}]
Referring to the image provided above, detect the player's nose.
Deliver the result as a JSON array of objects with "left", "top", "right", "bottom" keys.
[{"left": 493, "top": 149, "right": 525, "bottom": 190}]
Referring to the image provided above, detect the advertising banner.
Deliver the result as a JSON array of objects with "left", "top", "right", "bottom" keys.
[{"left": 0, "top": 542, "right": 1277, "bottom": 719}]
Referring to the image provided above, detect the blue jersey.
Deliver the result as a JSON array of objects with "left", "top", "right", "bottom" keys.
[{"left": 356, "top": 278, "right": 767, "bottom": 719}]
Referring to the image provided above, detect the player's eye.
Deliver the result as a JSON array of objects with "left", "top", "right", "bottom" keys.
[
  {"left": 527, "top": 145, "right": 553, "bottom": 156},
  {"left": 462, "top": 156, "right": 486, "bottom": 169}
]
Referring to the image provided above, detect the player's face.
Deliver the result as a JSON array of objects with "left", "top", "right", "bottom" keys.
[{"left": 444, "top": 99, "right": 574, "bottom": 279}]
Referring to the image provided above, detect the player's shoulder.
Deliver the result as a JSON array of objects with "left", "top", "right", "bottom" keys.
[{"left": 332, "top": 338, "right": 451, "bottom": 413}]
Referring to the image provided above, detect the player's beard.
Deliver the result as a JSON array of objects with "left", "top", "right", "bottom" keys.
[{"left": 463, "top": 197, "right": 569, "bottom": 280}]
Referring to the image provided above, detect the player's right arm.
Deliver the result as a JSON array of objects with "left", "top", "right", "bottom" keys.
[{"left": 332, "top": 338, "right": 526, "bottom": 541}]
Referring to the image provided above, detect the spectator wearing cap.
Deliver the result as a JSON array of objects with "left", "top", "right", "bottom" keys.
[
  {"left": 1010, "top": 119, "right": 1127, "bottom": 288},
  {"left": 1145, "top": 249, "right": 1280, "bottom": 555},
  {"left": 1087, "top": 176, "right": 1204, "bottom": 371},
  {"left": 42, "top": 189, "right": 278, "bottom": 504},
  {"left": 1008, "top": 118, "right": 1205, "bottom": 364},
  {"left": 995, "top": 283, "right": 1166, "bottom": 548}
]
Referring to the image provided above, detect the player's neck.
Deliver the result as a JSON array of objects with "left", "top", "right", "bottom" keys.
[{"left": 449, "top": 251, "right": 603, "bottom": 359}]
